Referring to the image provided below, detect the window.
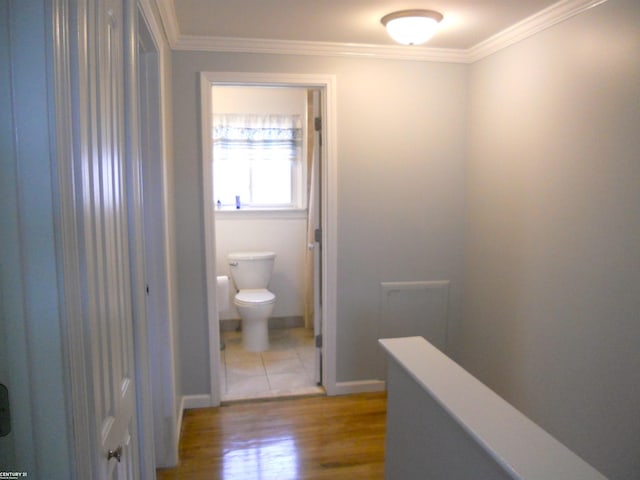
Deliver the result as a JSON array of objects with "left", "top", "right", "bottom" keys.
[{"left": 213, "top": 114, "right": 304, "bottom": 210}]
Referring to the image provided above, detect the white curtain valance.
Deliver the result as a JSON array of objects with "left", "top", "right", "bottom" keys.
[{"left": 213, "top": 114, "right": 302, "bottom": 143}]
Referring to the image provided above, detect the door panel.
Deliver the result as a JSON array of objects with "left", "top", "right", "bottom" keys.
[{"left": 75, "top": 0, "right": 139, "bottom": 477}]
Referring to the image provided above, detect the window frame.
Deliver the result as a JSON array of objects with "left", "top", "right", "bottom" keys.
[{"left": 211, "top": 105, "right": 308, "bottom": 212}]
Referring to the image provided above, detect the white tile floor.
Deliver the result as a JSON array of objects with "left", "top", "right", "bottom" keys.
[{"left": 220, "top": 327, "right": 324, "bottom": 402}]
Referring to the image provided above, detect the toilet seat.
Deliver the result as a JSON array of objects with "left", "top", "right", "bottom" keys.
[{"left": 234, "top": 288, "right": 275, "bottom": 306}]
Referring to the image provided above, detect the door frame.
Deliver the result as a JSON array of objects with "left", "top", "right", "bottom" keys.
[
  {"left": 137, "top": 0, "right": 180, "bottom": 468},
  {"left": 200, "top": 72, "right": 339, "bottom": 405}
]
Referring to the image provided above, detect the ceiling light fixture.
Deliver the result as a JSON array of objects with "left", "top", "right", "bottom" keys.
[{"left": 381, "top": 9, "right": 443, "bottom": 46}]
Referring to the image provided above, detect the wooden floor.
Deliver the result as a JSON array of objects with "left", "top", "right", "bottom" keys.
[{"left": 156, "top": 392, "right": 387, "bottom": 480}]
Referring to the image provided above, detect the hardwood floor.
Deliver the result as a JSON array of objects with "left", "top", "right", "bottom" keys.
[{"left": 156, "top": 392, "right": 387, "bottom": 479}]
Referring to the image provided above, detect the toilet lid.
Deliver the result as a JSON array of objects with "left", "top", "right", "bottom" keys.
[{"left": 234, "top": 289, "right": 275, "bottom": 306}]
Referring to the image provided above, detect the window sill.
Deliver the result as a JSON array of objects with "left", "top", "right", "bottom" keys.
[{"left": 215, "top": 208, "right": 307, "bottom": 220}]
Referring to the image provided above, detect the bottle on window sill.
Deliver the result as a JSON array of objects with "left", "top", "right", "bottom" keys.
[{"left": 235, "top": 195, "right": 241, "bottom": 209}]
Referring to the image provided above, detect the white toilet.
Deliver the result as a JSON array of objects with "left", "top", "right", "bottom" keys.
[{"left": 228, "top": 251, "right": 276, "bottom": 352}]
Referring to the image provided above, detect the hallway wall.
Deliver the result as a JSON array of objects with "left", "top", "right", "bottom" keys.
[
  {"left": 171, "top": 52, "right": 467, "bottom": 394},
  {"left": 170, "top": 1, "right": 639, "bottom": 477},
  {"left": 463, "top": 0, "right": 640, "bottom": 478}
]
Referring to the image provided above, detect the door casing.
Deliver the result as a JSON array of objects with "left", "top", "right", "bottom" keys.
[
  {"left": 137, "top": 0, "right": 179, "bottom": 468},
  {"left": 199, "top": 72, "right": 339, "bottom": 405}
]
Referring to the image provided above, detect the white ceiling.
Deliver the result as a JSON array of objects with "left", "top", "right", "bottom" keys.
[
  {"left": 171, "top": 0, "right": 560, "bottom": 49},
  {"left": 157, "top": 0, "right": 605, "bottom": 62}
]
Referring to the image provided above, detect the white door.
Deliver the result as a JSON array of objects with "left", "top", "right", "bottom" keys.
[{"left": 75, "top": 0, "right": 139, "bottom": 477}]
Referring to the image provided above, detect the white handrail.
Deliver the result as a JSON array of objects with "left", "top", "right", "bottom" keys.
[{"left": 379, "top": 336, "right": 607, "bottom": 480}]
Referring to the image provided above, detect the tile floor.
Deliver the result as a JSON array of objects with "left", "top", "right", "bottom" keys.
[{"left": 220, "top": 327, "right": 324, "bottom": 402}]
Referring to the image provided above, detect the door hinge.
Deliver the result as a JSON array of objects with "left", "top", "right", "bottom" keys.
[
  {"left": 315, "top": 334, "right": 323, "bottom": 348},
  {"left": 314, "top": 228, "right": 322, "bottom": 243},
  {"left": 146, "top": 284, "right": 150, "bottom": 295},
  {"left": 314, "top": 116, "right": 322, "bottom": 132}
]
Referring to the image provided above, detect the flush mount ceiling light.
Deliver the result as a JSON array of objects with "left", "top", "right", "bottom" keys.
[{"left": 381, "top": 9, "right": 443, "bottom": 46}]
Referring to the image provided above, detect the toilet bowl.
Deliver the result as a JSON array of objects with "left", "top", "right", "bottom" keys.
[
  {"left": 234, "top": 289, "right": 275, "bottom": 351},
  {"left": 228, "top": 252, "right": 276, "bottom": 352}
]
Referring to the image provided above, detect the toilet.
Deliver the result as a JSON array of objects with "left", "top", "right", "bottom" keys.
[{"left": 228, "top": 251, "right": 276, "bottom": 352}]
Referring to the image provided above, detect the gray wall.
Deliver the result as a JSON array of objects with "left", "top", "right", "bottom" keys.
[
  {"left": 463, "top": 0, "right": 640, "bottom": 478},
  {"left": 172, "top": 52, "right": 467, "bottom": 393}
]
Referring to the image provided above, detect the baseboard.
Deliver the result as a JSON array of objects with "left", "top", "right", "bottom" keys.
[
  {"left": 174, "top": 394, "right": 212, "bottom": 457},
  {"left": 220, "top": 315, "right": 304, "bottom": 331},
  {"left": 182, "top": 394, "right": 212, "bottom": 409},
  {"left": 330, "top": 380, "right": 386, "bottom": 396},
  {"left": 175, "top": 395, "right": 185, "bottom": 455}
]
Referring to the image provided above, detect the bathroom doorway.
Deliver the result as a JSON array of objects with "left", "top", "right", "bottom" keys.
[{"left": 200, "top": 73, "right": 338, "bottom": 404}]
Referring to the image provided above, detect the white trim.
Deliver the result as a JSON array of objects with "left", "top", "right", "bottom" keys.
[
  {"left": 176, "top": 396, "right": 185, "bottom": 452},
  {"left": 176, "top": 394, "right": 212, "bottom": 446},
  {"left": 152, "top": 0, "right": 608, "bottom": 63},
  {"left": 124, "top": 0, "right": 157, "bottom": 475},
  {"left": 139, "top": 0, "right": 169, "bottom": 56},
  {"left": 215, "top": 208, "right": 307, "bottom": 220},
  {"left": 175, "top": 35, "right": 469, "bottom": 63},
  {"left": 137, "top": 0, "right": 180, "bottom": 470},
  {"left": 154, "top": 0, "right": 179, "bottom": 47},
  {"left": 320, "top": 75, "right": 338, "bottom": 397},
  {"left": 200, "top": 75, "right": 223, "bottom": 407},
  {"left": 201, "top": 72, "right": 339, "bottom": 401},
  {"left": 182, "top": 394, "right": 213, "bottom": 409},
  {"left": 468, "top": 0, "right": 610, "bottom": 62},
  {"left": 332, "top": 380, "right": 387, "bottom": 396}
]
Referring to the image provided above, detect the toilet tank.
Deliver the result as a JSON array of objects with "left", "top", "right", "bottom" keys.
[{"left": 228, "top": 251, "right": 276, "bottom": 289}]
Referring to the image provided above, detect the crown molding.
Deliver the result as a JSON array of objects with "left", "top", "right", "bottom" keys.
[
  {"left": 468, "top": 0, "right": 609, "bottom": 62},
  {"left": 173, "top": 35, "right": 469, "bottom": 63},
  {"left": 154, "top": 0, "right": 608, "bottom": 64},
  {"left": 155, "top": 0, "right": 180, "bottom": 47}
]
